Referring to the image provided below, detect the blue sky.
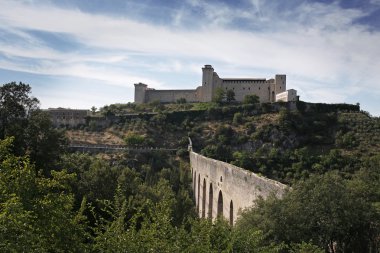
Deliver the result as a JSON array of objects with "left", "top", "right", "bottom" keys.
[{"left": 0, "top": 0, "right": 379, "bottom": 115}]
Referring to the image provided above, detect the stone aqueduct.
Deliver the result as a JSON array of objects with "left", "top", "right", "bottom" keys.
[{"left": 189, "top": 141, "right": 287, "bottom": 225}]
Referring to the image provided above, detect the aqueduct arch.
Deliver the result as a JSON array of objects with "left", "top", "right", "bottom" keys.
[
  {"left": 197, "top": 174, "right": 200, "bottom": 213},
  {"left": 193, "top": 170, "right": 196, "bottom": 200},
  {"left": 202, "top": 178, "right": 206, "bottom": 218},
  {"left": 229, "top": 200, "right": 233, "bottom": 226},
  {"left": 217, "top": 191, "right": 223, "bottom": 217},
  {"left": 208, "top": 183, "right": 213, "bottom": 219},
  {"left": 190, "top": 148, "right": 287, "bottom": 224}
]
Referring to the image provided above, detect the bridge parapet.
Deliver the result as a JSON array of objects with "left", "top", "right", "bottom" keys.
[{"left": 68, "top": 144, "right": 177, "bottom": 153}]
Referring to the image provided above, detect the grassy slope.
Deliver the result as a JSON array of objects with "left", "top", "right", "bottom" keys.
[{"left": 66, "top": 103, "right": 380, "bottom": 183}]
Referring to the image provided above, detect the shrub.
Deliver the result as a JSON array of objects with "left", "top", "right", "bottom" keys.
[
  {"left": 176, "top": 98, "right": 187, "bottom": 104},
  {"left": 124, "top": 132, "right": 145, "bottom": 146},
  {"left": 243, "top": 94, "right": 259, "bottom": 104}
]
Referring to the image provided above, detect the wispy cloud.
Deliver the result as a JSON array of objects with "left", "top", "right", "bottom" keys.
[
  {"left": 0, "top": 0, "right": 379, "bottom": 114},
  {"left": 370, "top": 0, "right": 380, "bottom": 6}
]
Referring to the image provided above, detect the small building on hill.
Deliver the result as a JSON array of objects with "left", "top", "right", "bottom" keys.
[
  {"left": 134, "top": 65, "right": 297, "bottom": 104},
  {"left": 45, "top": 108, "right": 89, "bottom": 127}
]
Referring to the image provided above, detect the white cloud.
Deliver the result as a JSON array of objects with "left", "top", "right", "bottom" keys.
[
  {"left": 0, "top": 0, "right": 379, "bottom": 113},
  {"left": 370, "top": 0, "right": 380, "bottom": 5},
  {"left": 0, "top": 56, "right": 162, "bottom": 88}
]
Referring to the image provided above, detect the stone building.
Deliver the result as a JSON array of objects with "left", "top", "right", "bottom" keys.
[
  {"left": 45, "top": 108, "right": 89, "bottom": 127},
  {"left": 134, "top": 65, "right": 297, "bottom": 104}
]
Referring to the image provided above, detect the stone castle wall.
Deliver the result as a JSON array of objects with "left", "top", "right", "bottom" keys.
[
  {"left": 145, "top": 89, "right": 199, "bottom": 103},
  {"left": 190, "top": 150, "right": 287, "bottom": 225},
  {"left": 220, "top": 79, "right": 273, "bottom": 102},
  {"left": 134, "top": 65, "right": 295, "bottom": 104}
]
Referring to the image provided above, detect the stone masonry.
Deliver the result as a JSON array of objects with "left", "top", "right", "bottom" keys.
[
  {"left": 134, "top": 65, "right": 297, "bottom": 104},
  {"left": 45, "top": 108, "right": 89, "bottom": 127},
  {"left": 190, "top": 150, "right": 287, "bottom": 225}
]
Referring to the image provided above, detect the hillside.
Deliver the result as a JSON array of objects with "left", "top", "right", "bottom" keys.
[{"left": 67, "top": 101, "right": 378, "bottom": 184}]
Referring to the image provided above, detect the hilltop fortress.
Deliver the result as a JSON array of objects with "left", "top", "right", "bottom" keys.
[{"left": 134, "top": 65, "right": 297, "bottom": 104}]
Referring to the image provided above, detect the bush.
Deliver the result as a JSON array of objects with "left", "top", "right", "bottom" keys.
[
  {"left": 124, "top": 133, "right": 145, "bottom": 146},
  {"left": 176, "top": 98, "right": 187, "bottom": 104},
  {"left": 243, "top": 94, "right": 259, "bottom": 104},
  {"left": 176, "top": 148, "right": 188, "bottom": 158},
  {"left": 233, "top": 112, "right": 243, "bottom": 125}
]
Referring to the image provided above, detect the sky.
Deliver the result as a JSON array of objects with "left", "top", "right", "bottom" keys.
[{"left": 0, "top": 0, "right": 379, "bottom": 115}]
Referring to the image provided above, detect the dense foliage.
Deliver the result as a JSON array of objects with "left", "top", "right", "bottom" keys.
[
  {"left": 1, "top": 83, "right": 379, "bottom": 252},
  {"left": 237, "top": 166, "right": 380, "bottom": 252},
  {"left": 0, "top": 82, "right": 66, "bottom": 175}
]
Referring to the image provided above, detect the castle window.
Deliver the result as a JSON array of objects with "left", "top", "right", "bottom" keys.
[
  {"left": 259, "top": 87, "right": 261, "bottom": 90},
  {"left": 248, "top": 87, "right": 250, "bottom": 90}
]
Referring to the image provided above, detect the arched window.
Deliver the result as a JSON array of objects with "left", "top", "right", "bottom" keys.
[
  {"left": 272, "top": 91, "right": 275, "bottom": 102},
  {"left": 202, "top": 178, "right": 206, "bottom": 218},
  {"left": 229, "top": 200, "right": 234, "bottom": 226},
  {"left": 217, "top": 191, "right": 223, "bottom": 218},
  {"left": 208, "top": 183, "right": 213, "bottom": 219}
]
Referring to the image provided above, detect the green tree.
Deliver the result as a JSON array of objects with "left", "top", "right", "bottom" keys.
[
  {"left": 201, "top": 144, "right": 233, "bottom": 161},
  {"left": 237, "top": 171, "right": 379, "bottom": 252},
  {"left": 124, "top": 132, "right": 145, "bottom": 146},
  {"left": 215, "top": 125, "right": 235, "bottom": 145},
  {"left": 91, "top": 106, "right": 97, "bottom": 114},
  {"left": 233, "top": 112, "right": 243, "bottom": 125},
  {"left": 0, "top": 138, "right": 88, "bottom": 252},
  {"left": 25, "top": 110, "right": 66, "bottom": 175},
  {"left": 176, "top": 98, "right": 187, "bottom": 104},
  {"left": 243, "top": 94, "right": 260, "bottom": 104},
  {"left": 289, "top": 242, "right": 324, "bottom": 253},
  {"left": 233, "top": 227, "right": 285, "bottom": 253},
  {"left": 232, "top": 151, "right": 254, "bottom": 170},
  {"left": 0, "top": 83, "right": 65, "bottom": 174},
  {"left": 93, "top": 179, "right": 180, "bottom": 252},
  {"left": 79, "top": 159, "right": 120, "bottom": 202},
  {"left": 0, "top": 82, "right": 39, "bottom": 152},
  {"left": 226, "top": 89, "right": 235, "bottom": 103},
  {"left": 213, "top": 88, "right": 226, "bottom": 104}
]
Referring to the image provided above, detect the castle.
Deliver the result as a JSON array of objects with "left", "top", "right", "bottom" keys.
[{"left": 134, "top": 65, "right": 297, "bottom": 104}]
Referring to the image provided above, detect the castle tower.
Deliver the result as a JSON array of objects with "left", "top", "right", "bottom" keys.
[
  {"left": 275, "top": 75, "right": 286, "bottom": 95},
  {"left": 201, "top": 65, "right": 214, "bottom": 102},
  {"left": 134, "top": 83, "right": 148, "bottom": 104}
]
